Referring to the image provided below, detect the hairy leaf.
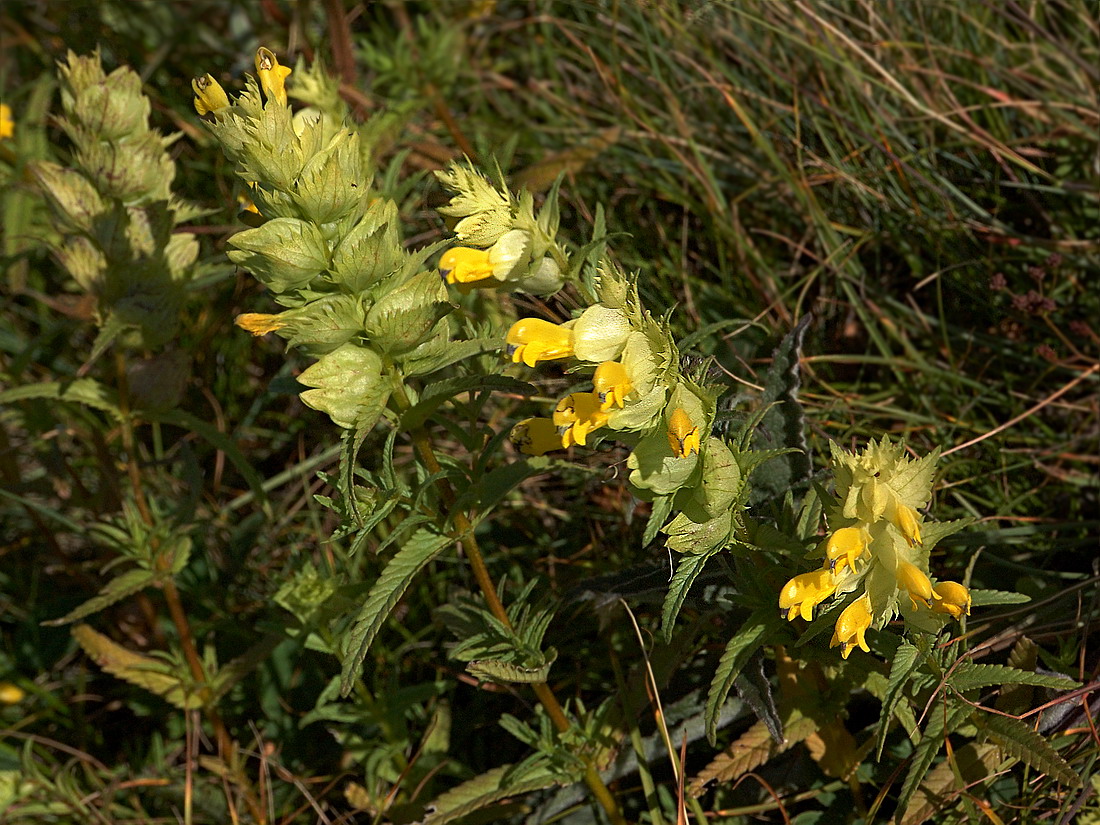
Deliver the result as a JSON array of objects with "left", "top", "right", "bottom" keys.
[
  {"left": 877, "top": 640, "right": 922, "bottom": 758},
  {"left": 418, "top": 763, "right": 563, "bottom": 825},
  {"left": 72, "top": 624, "right": 200, "bottom": 709},
  {"left": 980, "top": 712, "right": 1079, "bottom": 787},
  {"left": 45, "top": 568, "right": 157, "bottom": 625},
  {"left": 950, "top": 663, "right": 1078, "bottom": 695},
  {"left": 660, "top": 547, "right": 720, "bottom": 643},
  {"left": 339, "top": 529, "right": 451, "bottom": 695},
  {"left": 705, "top": 610, "right": 773, "bottom": 745}
]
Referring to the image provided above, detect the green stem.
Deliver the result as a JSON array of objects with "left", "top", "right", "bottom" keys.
[{"left": 389, "top": 378, "right": 627, "bottom": 825}]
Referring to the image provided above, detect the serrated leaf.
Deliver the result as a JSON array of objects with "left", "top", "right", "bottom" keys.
[
  {"left": 467, "top": 648, "right": 557, "bottom": 684},
  {"left": 72, "top": 624, "right": 200, "bottom": 709},
  {"left": 329, "top": 199, "right": 402, "bottom": 292},
  {"left": 643, "top": 493, "right": 675, "bottom": 547},
  {"left": 877, "top": 641, "right": 922, "bottom": 758},
  {"left": 969, "top": 589, "right": 1031, "bottom": 606},
  {"left": 339, "top": 529, "right": 451, "bottom": 695},
  {"left": 227, "top": 217, "right": 329, "bottom": 293},
  {"left": 0, "top": 378, "right": 122, "bottom": 421},
  {"left": 418, "top": 763, "right": 562, "bottom": 825},
  {"left": 45, "top": 568, "right": 157, "bottom": 625},
  {"left": 401, "top": 336, "right": 503, "bottom": 378},
  {"left": 297, "top": 343, "right": 387, "bottom": 430},
  {"left": 950, "top": 663, "right": 1078, "bottom": 695},
  {"left": 897, "top": 704, "right": 967, "bottom": 814},
  {"left": 401, "top": 375, "right": 536, "bottom": 431},
  {"left": 705, "top": 610, "right": 773, "bottom": 745},
  {"left": 980, "top": 712, "right": 1079, "bottom": 787},
  {"left": 660, "top": 548, "right": 720, "bottom": 643},
  {"left": 749, "top": 315, "right": 812, "bottom": 507},
  {"left": 900, "top": 742, "right": 1002, "bottom": 825},
  {"left": 690, "top": 712, "right": 817, "bottom": 794}
]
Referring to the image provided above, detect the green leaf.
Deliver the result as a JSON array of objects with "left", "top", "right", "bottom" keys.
[
  {"left": 365, "top": 270, "right": 452, "bottom": 355},
  {"left": 643, "top": 493, "right": 675, "bottom": 547},
  {"left": 877, "top": 640, "right": 922, "bottom": 758},
  {"left": 296, "top": 343, "right": 387, "bottom": 430},
  {"left": 664, "top": 510, "right": 734, "bottom": 555},
  {"left": 44, "top": 568, "right": 157, "bottom": 626},
  {"left": 419, "top": 762, "right": 563, "bottom": 825},
  {"left": 980, "top": 712, "right": 1079, "bottom": 787},
  {"left": 72, "top": 624, "right": 200, "bottom": 709},
  {"left": 467, "top": 648, "right": 557, "bottom": 685},
  {"left": 400, "top": 336, "right": 504, "bottom": 378},
  {"left": 749, "top": 315, "right": 812, "bottom": 507},
  {"left": 227, "top": 217, "right": 329, "bottom": 293},
  {"left": 0, "top": 378, "right": 122, "bottom": 421},
  {"left": 900, "top": 742, "right": 1002, "bottom": 825},
  {"left": 897, "top": 703, "right": 967, "bottom": 815},
  {"left": 969, "top": 589, "right": 1031, "bottom": 606},
  {"left": 950, "top": 663, "right": 1078, "bottom": 695},
  {"left": 660, "top": 547, "right": 720, "bottom": 643},
  {"left": 339, "top": 529, "right": 451, "bottom": 696},
  {"left": 401, "top": 375, "right": 536, "bottom": 431},
  {"left": 705, "top": 610, "right": 773, "bottom": 745},
  {"left": 328, "top": 199, "right": 403, "bottom": 292}
]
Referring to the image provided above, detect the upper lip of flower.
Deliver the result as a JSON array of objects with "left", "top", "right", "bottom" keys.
[
  {"left": 666, "top": 407, "right": 700, "bottom": 457},
  {"left": 505, "top": 318, "right": 575, "bottom": 367}
]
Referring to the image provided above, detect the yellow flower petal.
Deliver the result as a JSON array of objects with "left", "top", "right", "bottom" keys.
[
  {"left": 593, "top": 361, "right": 633, "bottom": 410},
  {"left": 666, "top": 407, "right": 700, "bottom": 457},
  {"left": 779, "top": 568, "right": 837, "bottom": 622},
  {"left": 554, "top": 392, "right": 608, "bottom": 447},
  {"left": 896, "top": 560, "right": 939, "bottom": 610},
  {"left": 891, "top": 502, "right": 923, "bottom": 546},
  {"left": 0, "top": 103, "right": 14, "bottom": 140},
  {"left": 830, "top": 595, "right": 873, "bottom": 658},
  {"left": 440, "top": 247, "right": 494, "bottom": 286},
  {"left": 824, "top": 526, "right": 868, "bottom": 574},
  {"left": 932, "top": 581, "right": 971, "bottom": 620},
  {"left": 506, "top": 318, "right": 574, "bottom": 367},
  {"left": 510, "top": 417, "right": 562, "bottom": 456},
  {"left": 192, "top": 74, "right": 230, "bottom": 117},
  {"left": 255, "top": 47, "right": 292, "bottom": 106},
  {"left": 235, "top": 313, "right": 287, "bottom": 335}
]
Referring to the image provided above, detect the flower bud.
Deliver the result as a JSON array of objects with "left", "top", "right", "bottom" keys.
[
  {"left": 192, "top": 74, "right": 230, "bottom": 117},
  {"left": 256, "top": 47, "right": 292, "bottom": 106},
  {"left": 667, "top": 407, "right": 701, "bottom": 458}
]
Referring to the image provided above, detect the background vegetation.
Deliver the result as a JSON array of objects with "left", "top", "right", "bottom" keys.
[{"left": 1, "top": 1, "right": 1097, "bottom": 823}]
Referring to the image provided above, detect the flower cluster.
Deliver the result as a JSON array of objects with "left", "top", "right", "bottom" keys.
[
  {"left": 196, "top": 49, "right": 458, "bottom": 432},
  {"left": 779, "top": 438, "right": 971, "bottom": 658},
  {"left": 493, "top": 263, "right": 742, "bottom": 556},
  {"left": 30, "top": 52, "right": 199, "bottom": 350},
  {"left": 434, "top": 165, "right": 566, "bottom": 296}
]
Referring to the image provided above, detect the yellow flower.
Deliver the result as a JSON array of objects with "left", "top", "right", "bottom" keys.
[
  {"left": 506, "top": 318, "right": 574, "bottom": 367},
  {"left": 932, "top": 581, "right": 971, "bottom": 619},
  {"left": 779, "top": 569, "right": 837, "bottom": 621},
  {"left": 235, "top": 313, "right": 287, "bottom": 335},
  {"left": 666, "top": 407, "right": 701, "bottom": 457},
  {"left": 890, "top": 502, "right": 923, "bottom": 546},
  {"left": 0, "top": 682, "right": 24, "bottom": 704},
  {"left": 255, "top": 47, "right": 292, "bottom": 106},
  {"left": 593, "top": 361, "right": 633, "bottom": 410},
  {"left": 440, "top": 247, "right": 494, "bottom": 286},
  {"left": 824, "top": 526, "right": 868, "bottom": 574},
  {"left": 0, "top": 103, "right": 13, "bottom": 140},
  {"left": 553, "top": 392, "right": 609, "bottom": 447},
  {"left": 510, "top": 418, "right": 562, "bottom": 456},
  {"left": 895, "top": 560, "right": 940, "bottom": 610},
  {"left": 191, "top": 74, "right": 230, "bottom": 117},
  {"left": 830, "top": 595, "right": 873, "bottom": 658}
]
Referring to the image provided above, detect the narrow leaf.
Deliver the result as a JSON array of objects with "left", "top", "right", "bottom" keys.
[
  {"left": 705, "top": 610, "right": 772, "bottom": 745},
  {"left": 467, "top": 648, "right": 557, "bottom": 685},
  {"left": 660, "top": 548, "right": 719, "bottom": 644},
  {"left": 0, "top": 378, "right": 122, "bottom": 421},
  {"left": 339, "top": 529, "right": 451, "bottom": 695},
  {"left": 877, "top": 641, "right": 921, "bottom": 758},
  {"left": 950, "top": 663, "right": 1079, "bottom": 695},
  {"left": 401, "top": 375, "right": 535, "bottom": 431},
  {"left": 980, "top": 712, "right": 1079, "bottom": 787},
  {"left": 45, "top": 568, "right": 157, "bottom": 625},
  {"left": 418, "top": 763, "right": 562, "bottom": 825},
  {"left": 72, "top": 624, "right": 200, "bottom": 709}
]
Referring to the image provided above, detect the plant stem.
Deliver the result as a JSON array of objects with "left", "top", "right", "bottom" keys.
[
  {"left": 114, "top": 354, "right": 256, "bottom": 818},
  {"left": 390, "top": 380, "right": 627, "bottom": 825}
]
